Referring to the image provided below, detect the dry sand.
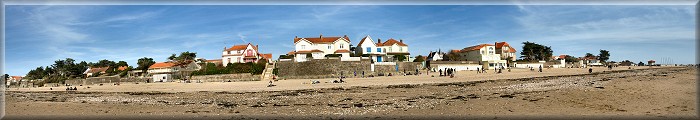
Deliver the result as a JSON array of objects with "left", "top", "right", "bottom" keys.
[{"left": 2, "top": 66, "right": 697, "bottom": 119}]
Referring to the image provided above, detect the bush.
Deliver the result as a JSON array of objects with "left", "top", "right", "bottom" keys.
[{"left": 324, "top": 54, "right": 342, "bottom": 57}]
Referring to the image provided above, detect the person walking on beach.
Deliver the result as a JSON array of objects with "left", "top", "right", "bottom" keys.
[
  {"left": 589, "top": 68, "right": 593, "bottom": 73},
  {"left": 439, "top": 69, "right": 443, "bottom": 76},
  {"left": 476, "top": 67, "right": 480, "bottom": 74},
  {"left": 362, "top": 71, "right": 365, "bottom": 78},
  {"left": 354, "top": 71, "right": 357, "bottom": 77},
  {"left": 416, "top": 68, "right": 420, "bottom": 76},
  {"left": 538, "top": 66, "right": 543, "bottom": 72}
]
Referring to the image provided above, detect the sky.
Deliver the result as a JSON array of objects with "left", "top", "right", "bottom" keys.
[{"left": 3, "top": 5, "right": 696, "bottom": 76}]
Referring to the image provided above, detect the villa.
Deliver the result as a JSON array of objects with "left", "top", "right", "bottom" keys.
[
  {"left": 454, "top": 43, "right": 509, "bottom": 69},
  {"left": 83, "top": 67, "right": 109, "bottom": 77},
  {"left": 376, "top": 38, "right": 410, "bottom": 62},
  {"left": 148, "top": 61, "right": 201, "bottom": 82},
  {"left": 290, "top": 34, "right": 351, "bottom": 62},
  {"left": 222, "top": 43, "right": 272, "bottom": 66}
]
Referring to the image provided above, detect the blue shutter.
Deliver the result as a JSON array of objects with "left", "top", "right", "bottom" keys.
[{"left": 367, "top": 47, "right": 371, "bottom": 52}]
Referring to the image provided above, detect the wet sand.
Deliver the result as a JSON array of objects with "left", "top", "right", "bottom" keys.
[{"left": 3, "top": 66, "right": 697, "bottom": 119}]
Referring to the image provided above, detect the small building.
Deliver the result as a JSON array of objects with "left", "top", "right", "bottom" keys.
[
  {"left": 147, "top": 61, "right": 201, "bottom": 82},
  {"left": 83, "top": 67, "right": 109, "bottom": 78},
  {"left": 648, "top": 60, "right": 656, "bottom": 66},
  {"left": 580, "top": 56, "right": 603, "bottom": 66}
]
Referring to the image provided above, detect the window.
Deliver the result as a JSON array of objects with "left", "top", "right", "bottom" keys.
[
  {"left": 367, "top": 47, "right": 371, "bottom": 52},
  {"left": 400, "top": 47, "right": 403, "bottom": 52},
  {"left": 328, "top": 45, "right": 332, "bottom": 49},
  {"left": 377, "top": 48, "right": 382, "bottom": 52},
  {"left": 237, "top": 50, "right": 240, "bottom": 54},
  {"left": 340, "top": 44, "right": 344, "bottom": 49},
  {"left": 227, "top": 58, "right": 231, "bottom": 63},
  {"left": 301, "top": 45, "right": 306, "bottom": 49},
  {"left": 388, "top": 48, "right": 392, "bottom": 52},
  {"left": 227, "top": 51, "right": 231, "bottom": 54}
]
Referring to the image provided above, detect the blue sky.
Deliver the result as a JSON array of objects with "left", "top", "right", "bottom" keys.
[{"left": 4, "top": 5, "right": 696, "bottom": 76}]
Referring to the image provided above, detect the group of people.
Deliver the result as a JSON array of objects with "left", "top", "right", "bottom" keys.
[
  {"left": 66, "top": 87, "right": 78, "bottom": 91},
  {"left": 438, "top": 68, "right": 456, "bottom": 78}
]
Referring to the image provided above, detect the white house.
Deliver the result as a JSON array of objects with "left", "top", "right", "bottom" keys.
[
  {"left": 222, "top": 43, "right": 272, "bottom": 66},
  {"left": 456, "top": 44, "right": 508, "bottom": 69},
  {"left": 580, "top": 56, "right": 603, "bottom": 66},
  {"left": 291, "top": 34, "right": 351, "bottom": 62},
  {"left": 83, "top": 67, "right": 109, "bottom": 78},
  {"left": 148, "top": 61, "right": 201, "bottom": 82},
  {"left": 356, "top": 35, "right": 387, "bottom": 62},
  {"left": 377, "top": 38, "right": 410, "bottom": 62}
]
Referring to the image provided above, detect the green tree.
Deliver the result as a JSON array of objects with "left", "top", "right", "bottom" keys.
[
  {"left": 137, "top": 57, "right": 156, "bottom": 72},
  {"left": 4, "top": 74, "right": 9, "bottom": 81},
  {"left": 116, "top": 61, "right": 128, "bottom": 67},
  {"left": 585, "top": 53, "right": 595, "bottom": 58},
  {"left": 520, "top": 41, "right": 554, "bottom": 61},
  {"left": 395, "top": 55, "right": 407, "bottom": 62},
  {"left": 638, "top": 61, "right": 645, "bottom": 66},
  {"left": 443, "top": 51, "right": 461, "bottom": 61},
  {"left": 413, "top": 55, "right": 425, "bottom": 62},
  {"left": 564, "top": 55, "right": 579, "bottom": 63},
  {"left": 598, "top": 49, "right": 610, "bottom": 63}
]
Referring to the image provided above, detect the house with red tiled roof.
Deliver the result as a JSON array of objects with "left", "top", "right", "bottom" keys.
[
  {"left": 453, "top": 43, "right": 508, "bottom": 69},
  {"left": 355, "top": 35, "right": 387, "bottom": 62},
  {"left": 222, "top": 43, "right": 273, "bottom": 66},
  {"left": 83, "top": 67, "right": 110, "bottom": 77},
  {"left": 291, "top": 34, "right": 351, "bottom": 62},
  {"left": 147, "top": 61, "right": 201, "bottom": 82},
  {"left": 376, "top": 38, "right": 411, "bottom": 62},
  {"left": 494, "top": 42, "right": 517, "bottom": 61}
]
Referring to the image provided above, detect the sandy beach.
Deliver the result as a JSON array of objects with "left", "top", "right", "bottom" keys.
[{"left": 3, "top": 66, "right": 697, "bottom": 119}]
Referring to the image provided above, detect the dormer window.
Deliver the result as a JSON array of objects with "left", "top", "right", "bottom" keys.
[
  {"left": 301, "top": 45, "right": 306, "bottom": 49},
  {"left": 340, "top": 44, "right": 344, "bottom": 49}
]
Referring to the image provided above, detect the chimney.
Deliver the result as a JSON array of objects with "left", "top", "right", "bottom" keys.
[
  {"left": 377, "top": 39, "right": 381, "bottom": 44},
  {"left": 256, "top": 45, "right": 259, "bottom": 49},
  {"left": 224, "top": 47, "right": 227, "bottom": 51},
  {"left": 320, "top": 34, "right": 323, "bottom": 39},
  {"left": 400, "top": 39, "right": 403, "bottom": 43}
]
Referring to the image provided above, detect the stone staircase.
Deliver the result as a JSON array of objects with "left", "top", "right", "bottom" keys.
[{"left": 261, "top": 62, "right": 276, "bottom": 81}]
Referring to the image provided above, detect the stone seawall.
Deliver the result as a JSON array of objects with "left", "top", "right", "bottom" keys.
[
  {"left": 276, "top": 59, "right": 422, "bottom": 79},
  {"left": 191, "top": 73, "right": 260, "bottom": 82},
  {"left": 65, "top": 76, "right": 148, "bottom": 86}
]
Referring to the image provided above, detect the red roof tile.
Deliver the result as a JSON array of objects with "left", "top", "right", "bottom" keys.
[
  {"left": 462, "top": 44, "right": 494, "bottom": 52},
  {"left": 296, "top": 49, "right": 324, "bottom": 54},
  {"left": 287, "top": 51, "right": 295, "bottom": 55},
  {"left": 206, "top": 59, "right": 222, "bottom": 63},
  {"left": 377, "top": 38, "right": 408, "bottom": 46},
  {"left": 148, "top": 62, "right": 177, "bottom": 69},
  {"left": 86, "top": 67, "right": 109, "bottom": 74},
  {"left": 117, "top": 66, "right": 128, "bottom": 71},
  {"left": 294, "top": 35, "right": 350, "bottom": 44},
  {"left": 334, "top": 49, "right": 350, "bottom": 53},
  {"left": 10, "top": 76, "right": 22, "bottom": 80},
  {"left": 225, "top": 43, "right": 258, "bottom": 51},
  {"left": 261, "top": 54, "right": 273, "bottom": 59}
]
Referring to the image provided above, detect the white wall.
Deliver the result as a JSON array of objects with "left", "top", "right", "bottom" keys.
[
  {"left": 433, "top": 64, "right": 482, "bottom": 71},
  {"left": 152, "top": 74, "right": 172, "bottom": 82},
  {"left": 514, "top": 63, "right": 544, "bottom": 69}
]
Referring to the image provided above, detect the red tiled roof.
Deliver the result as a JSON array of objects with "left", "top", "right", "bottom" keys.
[
  {"left": 225, "top": 43, "right": 258, "bottom": 51},
  {"left": 358, "top": 36, "right": 371, "bottom": 46},
  {"left": 148, "top": 62, "right": 177, "bottom": 69},
  {"left": 10, "top": 76, "right": 22, "bottom": 80},
  {"left": 334, "top": 49, "right": 350, "bottom": 53},
  {"left": 287, "top": 51, "right": 295, "bottom": 55},
  {"left": 86, "top": 67, "right": 109, "bottom": 74},
  {"left": 648, "top": 60, "right": 656, "bottom": 62},
  {"left": 495, "top": 42, "right": 517, "bottom": 53},
  {"left": 462, "top": 44, "right": 494, "bottom": 52},
  {"left": 450, "top": 49, "right": 462, "bottom": 53},
  {"left": 117, "top": 66, "right": 128, "bottom": 71},
  {"left": 261, "top": 54, "right": 273, "bottom": 59},
  {"left": 294, "top": 35, "right": 350, "bottom": 44},
  {"left": 296, "top": 49, "right": 324, "bottom": 54},
  {"left": 377, "top": 38, "right": 408, "bottom": 46}
]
